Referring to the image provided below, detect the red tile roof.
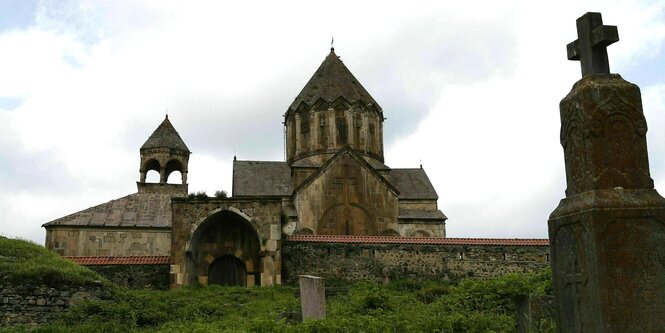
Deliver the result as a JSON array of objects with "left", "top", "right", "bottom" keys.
[
  {"left": 286, "top": 235, "right": 549, "bottom": 246},
  {"left": 65, "top": 256, "right": 171, "bottom": 266}
]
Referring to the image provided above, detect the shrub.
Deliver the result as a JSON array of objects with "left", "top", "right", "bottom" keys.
[{"left": 187, "top": 191, "right": 208, "bottom": 199}]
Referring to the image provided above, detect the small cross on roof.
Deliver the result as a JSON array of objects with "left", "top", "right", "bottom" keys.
[{"left": 567, "top": 12, "right": 619, "bottom": 77}]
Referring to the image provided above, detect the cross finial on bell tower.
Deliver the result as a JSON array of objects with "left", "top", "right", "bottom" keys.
[
  {"left": 331, "top": 36, "right": 334, "bottom": 52},
  {"left": 567, "top": 12, "right": 619, "bottom": 77}
]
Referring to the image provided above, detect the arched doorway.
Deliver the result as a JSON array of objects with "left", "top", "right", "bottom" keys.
[{"left": 208, "top": 255, "right": 247, "bottom": 286}]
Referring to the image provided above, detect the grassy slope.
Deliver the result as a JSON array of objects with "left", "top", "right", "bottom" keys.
[
  {"left": 0, "top": 236, "right": 107, "bottom": 287},
  {"left": 3, "top": 271, "right": 554, "bottom": 333},
  {"left": 0, "top": 237, "right": 554, "bottom": 332}
]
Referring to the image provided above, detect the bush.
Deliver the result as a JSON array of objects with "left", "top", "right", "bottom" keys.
[
  {"left": 16, "top": 269, "right": 553, "bottom": 332},
  {"left": 187, "top": 191, "right": 208, "bottom": 199}
]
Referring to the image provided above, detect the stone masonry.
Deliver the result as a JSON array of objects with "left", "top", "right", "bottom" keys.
[
  {"left": 282, "top": 236, "right": 549, "bottom": 284},
  {"left": 1, "top": 283, "right": 107, "bottom": 326}
]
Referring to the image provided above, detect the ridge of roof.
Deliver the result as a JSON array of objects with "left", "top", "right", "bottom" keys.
[
  {"left": 287, "top": 49, "right": 381, "bottom": 116},
  {"left": 140, "top": 115, "right": 190, "bottom": 151}
]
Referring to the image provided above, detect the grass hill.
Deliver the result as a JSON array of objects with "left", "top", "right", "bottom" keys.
[
  {"left": 0, "top": 236, "right": 107, "bottom": 287},
  {"left": 0, "top": 237, "right": 555, "bottom": 332}
]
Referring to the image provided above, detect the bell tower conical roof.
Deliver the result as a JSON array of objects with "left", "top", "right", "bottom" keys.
[
  {"left": 286, "top": 48, "right": 381, "bottom": 116},
  {"left": 140, "top": 115, "right": 190, "bottom": 152}
]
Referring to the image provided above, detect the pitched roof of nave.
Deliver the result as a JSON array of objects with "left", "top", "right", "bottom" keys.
[
  {"left": 42, "top": 193, "right": 173, "bottom": 228},
  {"left": 387, "top": 168, "right": 439, "bottom": 200},
  {"left": 140, "top": 115, "right": 190, "bottom": 151},
  {"left": 287, "top": 48, "right": 381, "bottom": 115},
  {"left": 232, "top": 160, "right": 293, "bottom": 197},
  {"left": 231, "top": 147, "right": 438, "bottom": 201}
]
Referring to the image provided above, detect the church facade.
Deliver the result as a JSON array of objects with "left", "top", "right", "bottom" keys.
[{"left": 43, "top": 48, "right": 448, "bottom": 287}]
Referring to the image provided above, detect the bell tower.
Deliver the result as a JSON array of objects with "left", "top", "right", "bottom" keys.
[{"left": 138, "top": 115, "right": 190, "bottom": 196}]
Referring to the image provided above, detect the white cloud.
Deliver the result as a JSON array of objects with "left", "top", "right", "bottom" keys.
[{"left": 0, "top": 0, "right": 664, "bottom": 244}]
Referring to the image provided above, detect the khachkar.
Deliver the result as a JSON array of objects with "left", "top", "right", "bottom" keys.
[{"left": 550, "top": 12, "right": 665, "bottom": 332}]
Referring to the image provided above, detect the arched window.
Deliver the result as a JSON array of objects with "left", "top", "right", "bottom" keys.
[
  {"left": 165, "top": 159, "right": 184, "bottom": 184},
  {"left": 167, "top": 170, "right": 182, "bottom": 184},
  {"left": 145, "top": 170, "right": 160, "bottom": 183}
]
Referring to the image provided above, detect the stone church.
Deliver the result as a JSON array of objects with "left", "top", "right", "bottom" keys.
[{"left": 43, "top": 47, "right": 448, "bottom": 287}]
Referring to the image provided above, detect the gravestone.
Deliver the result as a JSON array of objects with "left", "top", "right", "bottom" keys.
[
  {"left": 299, "top": 275, "right": 326, "bottom": 320},
  {"left": 549, "top": 12, "right": 665, "bottom": 332}
]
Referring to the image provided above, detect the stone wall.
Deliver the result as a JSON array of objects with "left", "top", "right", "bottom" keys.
[
  {"left": 1, "top": 283, "right": 107, "bottom": 326},
  {"left": 282, "top": 241, "right": 549, "bottom": 285},
  {"left": 87, "top": 265, "right": 169, "bottom": 290},
  {"left": 46, "top": 227, "right": 171, "bottom": 257},
  {"left": 294, "top": 152, "right": 399, "bottom": 236}
]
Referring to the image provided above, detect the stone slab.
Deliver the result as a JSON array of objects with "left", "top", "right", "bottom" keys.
[{"left": 299, "top": 275, "right": 326, "bottom": 320}]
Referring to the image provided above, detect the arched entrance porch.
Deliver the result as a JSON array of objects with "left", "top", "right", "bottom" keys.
[{"left": 188, "top": 209, "right": 261, "bottom": 287}]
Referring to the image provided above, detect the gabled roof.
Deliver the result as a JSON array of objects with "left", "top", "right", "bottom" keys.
[
  {"left": 388, "top": 168, "right": 439, "bottom": 200},
  {"left": 140, "top": 115, "right": 189, "bottom": 151},
  {"left": 42, "top": 193, "right": 174, "bottom": 228},
  {"left": 293, "top": 145, "right": 399, "bottom": 196},
  {"left": 287, "top": 48, "right": 381, "bottom": 115},
  {"left": 232, "top": 160, "right": 292, "bottom": 197}
]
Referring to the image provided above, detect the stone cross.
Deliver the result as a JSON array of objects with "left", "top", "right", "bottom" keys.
[
  {"left": 299, "top": 275, "right": 326, "bottom": 320},
  {"left": 551, "top": 12, "right": 665, "bottom": 332},
  {"left": 567, "top": 12, "right": 619, "bottom": 77}
]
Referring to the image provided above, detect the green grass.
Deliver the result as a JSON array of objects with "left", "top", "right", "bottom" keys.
[
  {"left": 0, "top": 236, "right": 109, "bottom": 287},
  {"left": 2, "top": 269, "right": 555, "bottom": 332},
  {"left": 0, "top": 237, "right": 555, "bottom": 332}
]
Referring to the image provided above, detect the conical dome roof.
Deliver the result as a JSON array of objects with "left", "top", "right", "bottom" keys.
[
  {"left": 140, "top": 115, "right": 189, "bottom": 151},
  {"left": 288, "top": 48, "right": 381, "bottom": 114}
]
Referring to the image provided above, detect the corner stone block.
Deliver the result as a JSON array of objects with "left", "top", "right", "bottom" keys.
[
  {"left": 270, "top": 224, "right": 281, "bottom": 240},
  {"left": 266, "top": 239, "right": 277, "bottom": 252},
  {"left": 246, "top": 275, "right": 255, "bottom": 287},
  {"left": 170, "top": 264, "right": 180, "bottom": 274}
]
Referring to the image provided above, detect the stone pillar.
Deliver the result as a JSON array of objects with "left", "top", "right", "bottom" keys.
[
  {"left": 299, "top": 275, "right": 326, "bottom": 320},
  {"left": 549, "top": 74, "right": 665, "bottom": 332},
  {"left": 294, "top": 114, "right": 301, "bottom": 156}
]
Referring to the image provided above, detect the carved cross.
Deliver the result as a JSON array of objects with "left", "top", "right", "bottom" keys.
[
  {"left": 564, "top": 257, "right": 588, "bottom": 332},
  {"left": 333, "top": 157, "right": 357, "bottom": 203},
  {"left": 567, "top": 12, "right": 619, "bottom": 77}
]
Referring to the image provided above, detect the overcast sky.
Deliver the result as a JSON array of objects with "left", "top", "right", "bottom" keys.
[{"left": 1, "top": 0, "right": 664, "bottom": 244}]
